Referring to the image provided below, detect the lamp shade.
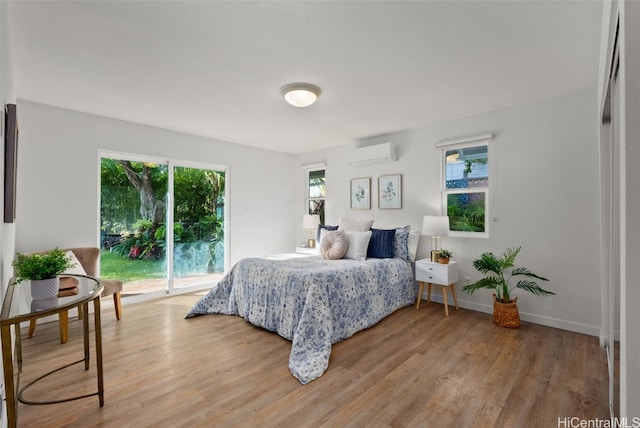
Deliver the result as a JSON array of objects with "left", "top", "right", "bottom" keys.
[
  {"left": 421, "top": 215, "right": 450, "bottom": 236},
  {"left": 303, "top": 214, "right": 320, "bottom": 230}
]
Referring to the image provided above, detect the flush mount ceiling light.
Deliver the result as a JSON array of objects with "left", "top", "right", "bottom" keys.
[{"left": 280, "top": 82, "right": 322, "bottom": 107}]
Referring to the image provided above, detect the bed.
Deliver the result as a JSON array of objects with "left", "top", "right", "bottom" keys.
[{"left": 185, "top": 254, "right": 415, "bottom": 384}]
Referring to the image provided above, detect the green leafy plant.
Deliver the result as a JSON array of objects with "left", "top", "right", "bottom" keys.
[
  {"left": 435, "top": 249, "right": 453, "bottom": 258},
  {"left": 12, "top": 248, "right": 75, "bottom": 284},
  {"left": 447, "top": 195, "right": 485, "bottom": 232},
  {"left": 462, "top": 246, "right": 554, "bottom": 303}
]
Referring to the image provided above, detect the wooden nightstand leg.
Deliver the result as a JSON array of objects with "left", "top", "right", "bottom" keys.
[
  {"left": 416, "top": 281, "right": 425, "bottom": 309},
  {"left": 427, "top": 283, "right": 433, "bottom": 304},
  {"left": 442, "top": 286, "right": 449, "bottom": 317},
  {"left": 451, "top": 284, "right": 460, "bottom": 310}
]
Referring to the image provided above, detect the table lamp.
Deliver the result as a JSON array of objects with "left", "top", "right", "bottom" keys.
[
  {"left": 303, "top": 214, "right": 321, "bottom": 248},
  {"left": 421, "top": 215, "right": 450, "bottom": 261}
]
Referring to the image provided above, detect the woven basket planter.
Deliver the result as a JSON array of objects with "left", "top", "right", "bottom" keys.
[{"left": 493, "top": 294, "right": 521, "bottom": 328}]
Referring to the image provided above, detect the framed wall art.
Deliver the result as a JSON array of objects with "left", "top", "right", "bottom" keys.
[
  {"left": 350, "top": 177, "right": 370, "bottom": 210},
  {"left": 4, "top": 104, "right": 17, "bottom": 223},
  {"left": 378, "top": 174, "right": 402, "bottom": 209}
]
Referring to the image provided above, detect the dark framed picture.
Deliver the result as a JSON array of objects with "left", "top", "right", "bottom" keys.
[{"left": 4, "top": 104, "right": 17, "bottom": 223}]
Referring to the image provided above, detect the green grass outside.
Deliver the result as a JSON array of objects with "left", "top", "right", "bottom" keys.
[{"left": 99, "top": 250, "right": 165, "bottom": 282}]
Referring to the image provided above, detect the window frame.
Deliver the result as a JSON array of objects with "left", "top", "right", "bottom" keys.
[
  {"left": 438, "top": 136, "right": 491, "bottom": 238},
  {"left": 303, "top": 164, "right": 326, "bottom": 225}
]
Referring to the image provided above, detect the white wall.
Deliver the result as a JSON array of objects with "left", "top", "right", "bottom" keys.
[
  {"left": 297, "top": 88, "right": 601, "bottom": 335},
  {"left": 15, "top": 101, "right": 297, "bottom": 266},
  {"left": 1, "top": 0, "right": 16, "bottom": 294},
  {"left": 0, "top": 2, "right": 14, "bottom": 425}
]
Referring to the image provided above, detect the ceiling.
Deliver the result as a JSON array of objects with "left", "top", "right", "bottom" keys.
[{"left": 7, "top": 1, "right": 603, "bottom": 154}]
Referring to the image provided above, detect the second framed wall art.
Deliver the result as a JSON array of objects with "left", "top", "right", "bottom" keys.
[{"left": 378, "top": 174, "right": 402, "bottom": 209}]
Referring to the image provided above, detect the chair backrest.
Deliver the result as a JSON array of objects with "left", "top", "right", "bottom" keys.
[{"left": 17, "top": 247, "right": 100, "bottom": 277}]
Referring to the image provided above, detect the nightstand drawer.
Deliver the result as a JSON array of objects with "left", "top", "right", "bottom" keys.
[
  {"left": 416, "top": 264, "right": 448, "bottom": 284},
  {"left": 415, "top": 260, "right": 458, "bottom": 285}
]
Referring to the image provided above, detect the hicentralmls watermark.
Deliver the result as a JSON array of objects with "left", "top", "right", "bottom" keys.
[{"left": 558, "top": 417, "right": 640, "bottom": 428}]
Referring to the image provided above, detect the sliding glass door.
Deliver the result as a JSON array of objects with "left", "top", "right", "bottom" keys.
[
  {"left": 100, "top": 154, "right": 226, "bottom": 296},
  {"left": 171, "top": 165, "right": 226, "bottom": 290}
]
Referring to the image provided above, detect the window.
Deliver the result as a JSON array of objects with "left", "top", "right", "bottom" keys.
[
  {"left": 307, "top": 168, "right": 325, "bottom": 224},
  {"left": 439, "top": 136, "right": 490, "bottom": 237}
]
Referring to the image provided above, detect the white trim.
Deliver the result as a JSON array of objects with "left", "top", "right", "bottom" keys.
[
  {"left": 100, "top": 150, "right": 228, "bottom": 173},
  {"left": 100, "top": 150, "right": 167, "bottom": 165},
  {"left": 300, "top": 163, "right": 326, "bottom": 170},
  {"left": 435, "top": 133, "right": 493, "bottom": 149},
  {"left": 445, "top": 297, "right": 602, "bottom": 337}
]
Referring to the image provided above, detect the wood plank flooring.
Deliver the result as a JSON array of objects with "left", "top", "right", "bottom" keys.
[{"left": 16, "top": 293, "right": 610, "bottom": 427}]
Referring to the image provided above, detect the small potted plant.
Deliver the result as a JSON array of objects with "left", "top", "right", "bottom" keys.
[
  {"left": 12, "top": 248, "right": 75, "bottom": 300},
  {"left": 462, "top": 246, "right": 554, "bottom": 328},
  {"left": 434, "top": 249, "right": 453, "bottom": 264}
]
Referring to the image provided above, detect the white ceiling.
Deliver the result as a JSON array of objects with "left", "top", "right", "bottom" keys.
[{"left": 7, "top": 1, "right": 603, "bottom": 154}]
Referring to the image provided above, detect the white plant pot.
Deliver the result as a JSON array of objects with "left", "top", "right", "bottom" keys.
[
  {"left": 30, "top": 277, "right": 60, "bottom": 300},
  {"left": 31, "top": 297, "right": 59, "bottom": 312}
]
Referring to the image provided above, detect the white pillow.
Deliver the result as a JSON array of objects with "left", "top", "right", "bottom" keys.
[
  {"left": 63, "top": 250, "right": 87, "bottom": 275},
  {"left": 338, "top": 218, "right": 373, "bottom": 232},
  {"left": 318, "top": 228, "right": 331, "bottom": 245},
  {"left": 408, "top": 228, "right": 420, "bottom": 262},
  {"left": 343, "top": 231, "right": 372, "bottom": 261}
]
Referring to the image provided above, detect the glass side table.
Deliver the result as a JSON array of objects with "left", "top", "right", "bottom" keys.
[{"left": 0, "top": 274, "right": 104, "bottom": 428}]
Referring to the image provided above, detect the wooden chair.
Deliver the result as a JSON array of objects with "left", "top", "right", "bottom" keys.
[{"left": 24, "top": 247, "right": 123, "bottom": 343}]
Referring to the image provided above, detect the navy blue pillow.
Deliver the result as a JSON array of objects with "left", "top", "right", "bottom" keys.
[
  {"left": 317, "top": 224, "right": 338, "bottom": 242},
  {"left": 367, "top": 228, "right": 396, "bottom": 258}
]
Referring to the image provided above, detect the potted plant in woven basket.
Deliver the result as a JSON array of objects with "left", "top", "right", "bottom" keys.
[
  {"left": 462, "top": 246, "right": 554, "bottom": 328},
  {"left": 12, "top": 248, "right": 75, "bottom": 300}
]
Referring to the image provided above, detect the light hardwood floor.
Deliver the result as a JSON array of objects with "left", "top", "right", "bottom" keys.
[{"left": 16, "top": 293, "right": 610, "bottom": 427}]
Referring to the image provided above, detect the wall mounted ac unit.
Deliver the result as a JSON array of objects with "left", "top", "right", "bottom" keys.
[{"left": 349, "top": 142, "right": 397, "bottom": 166}]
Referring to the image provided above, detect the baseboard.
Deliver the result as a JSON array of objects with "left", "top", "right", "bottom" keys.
[{"left": 422, "top": 293, "right": 600, "bottom": 337}]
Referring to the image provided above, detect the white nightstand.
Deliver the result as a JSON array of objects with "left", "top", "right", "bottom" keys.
[
  {"left": 296, "top": 246, "right": 319, "bottom": 255},
  {"left": 415, "top": 259, "right": 459, "bottom": 316}
]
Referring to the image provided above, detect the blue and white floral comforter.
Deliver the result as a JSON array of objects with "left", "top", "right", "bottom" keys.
[{"left": 185, "top": 256, "right": 415, "bottom": 384}]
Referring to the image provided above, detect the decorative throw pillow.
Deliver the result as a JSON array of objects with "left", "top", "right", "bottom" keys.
[
  {"left": 343, "top": 231, "right": 372, "bottom": 261},
  {"left": 320, "top": 230, "right": 349, "bottom": 260},
  {"left": 317, "top": 224, "right": 338, "bottom": 242},
  {"left": 338, "top": 218, "right": 374, "bottom": 232},
  {"left": 62, "top": 250, "right": 87, "bottom": 275},
  {"left": 407, "top": 228, "right": 420, "bottom": 262},
  {"left": 367, "top": 228, "right": 396, "bottom": 259},
  {"left": 319, "top": 227, "right": 336, "bottom": 247},
  {"left": 394, "top": 226, "right": 410, "bottom": 261}
]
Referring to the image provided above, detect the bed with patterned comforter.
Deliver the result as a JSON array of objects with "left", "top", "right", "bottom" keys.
[{"left": 185, "top": 255, "right": 415, "bottom": 384}]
